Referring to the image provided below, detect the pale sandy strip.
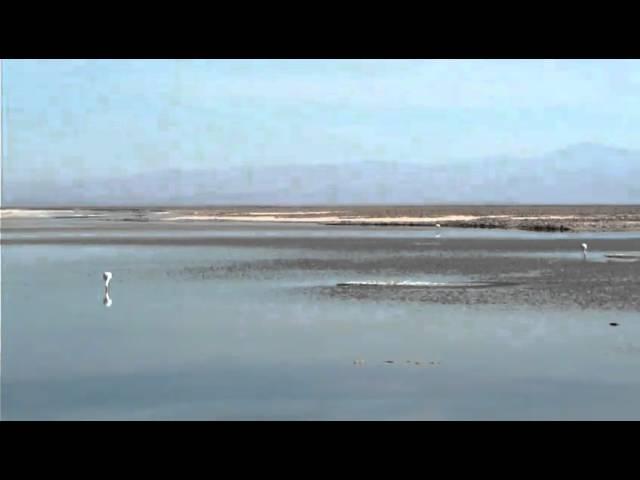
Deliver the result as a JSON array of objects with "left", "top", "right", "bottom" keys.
[
  {"left": 0, "top": 209, "right": 76, "bottom": 218},
  {"left": 223, "top": 211, "right": 339, "bottom": 216},
  {"left": 165, "top": 215, "right": 347, "bottom": 223},
  {"left": 510, "top": 215, "right": 579, "bottom": 220},
  {"left": 163, "top": 214, "right": 484, "bottom": 223}
]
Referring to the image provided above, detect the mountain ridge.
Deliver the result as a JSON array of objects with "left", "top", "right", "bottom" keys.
[{"left": 4, "top": 143, "right": 640, "bottom": 206}]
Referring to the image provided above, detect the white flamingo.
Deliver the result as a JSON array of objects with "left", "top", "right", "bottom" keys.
[
  {"left": 581, "top": 243, "right": 588, "bottom": 260},
  {"left": 103, "top": 271, "right": 113, "bottom": 289}
]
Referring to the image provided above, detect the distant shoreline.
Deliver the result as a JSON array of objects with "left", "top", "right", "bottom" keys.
[
  {"left": 4, "top": 204, "right": 640, "bottom": 210},
  {"left": 2, "top": 205, "right": 640, "bottom": 232}
]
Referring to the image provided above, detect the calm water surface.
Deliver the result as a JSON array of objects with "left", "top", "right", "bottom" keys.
[{"left": 2, "top": 224, "right": 640, "bottom": 420}]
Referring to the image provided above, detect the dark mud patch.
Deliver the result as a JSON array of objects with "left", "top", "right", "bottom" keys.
[
  {"left": 169, "top": 252, "right": 640, "bottom": 311},
  {"left": 309, "top": 280, "right": 640, "bottom": 311},
  {"left": 335, "top": 280, "right": 521, "bottom": 289},
  {"left": 605, "top": 254, "right": 640, "bottom": 261}
]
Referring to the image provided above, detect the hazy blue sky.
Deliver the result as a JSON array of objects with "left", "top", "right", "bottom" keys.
[{"left": 3, "top": 59, "right": 640, "bottom": 184}]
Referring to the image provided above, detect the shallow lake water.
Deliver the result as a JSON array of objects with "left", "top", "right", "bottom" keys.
[{"left": 2, "top": 223, "right": 640, "bottom": 420}]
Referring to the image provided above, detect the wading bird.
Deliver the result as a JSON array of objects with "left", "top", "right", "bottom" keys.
[
  {"left": 581, "top": 243, "right": 588, "bottom": 260},
  {"left": 103, "top": 271, "right": 113, "bottom": 289}
]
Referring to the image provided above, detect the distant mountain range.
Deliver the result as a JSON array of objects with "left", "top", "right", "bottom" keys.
[{"left": 4, "top": 143, "right": 640, "bottom": 206}]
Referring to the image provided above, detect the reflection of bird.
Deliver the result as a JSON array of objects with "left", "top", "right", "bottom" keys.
[
  {"left": 102, "top": 272, "right": 113, "bottom": 307},
  {"left": 103, "top": 290, "right": 112, "bottom": 307},
  {"left": 581, "top": 243, "right": 588, "bottom": 260}
]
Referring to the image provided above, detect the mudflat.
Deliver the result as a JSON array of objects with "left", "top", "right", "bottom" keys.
[
  {"left": 167, "top": 234, "right": 640, "bottom": 312},
  {"left": 3, "top": 206, "right": 639, "bottom": 312}
]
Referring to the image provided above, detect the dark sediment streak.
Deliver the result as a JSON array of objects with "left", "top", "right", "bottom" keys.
[{"left": 325, "top": 221, "right": 574, "bottom": 232}]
